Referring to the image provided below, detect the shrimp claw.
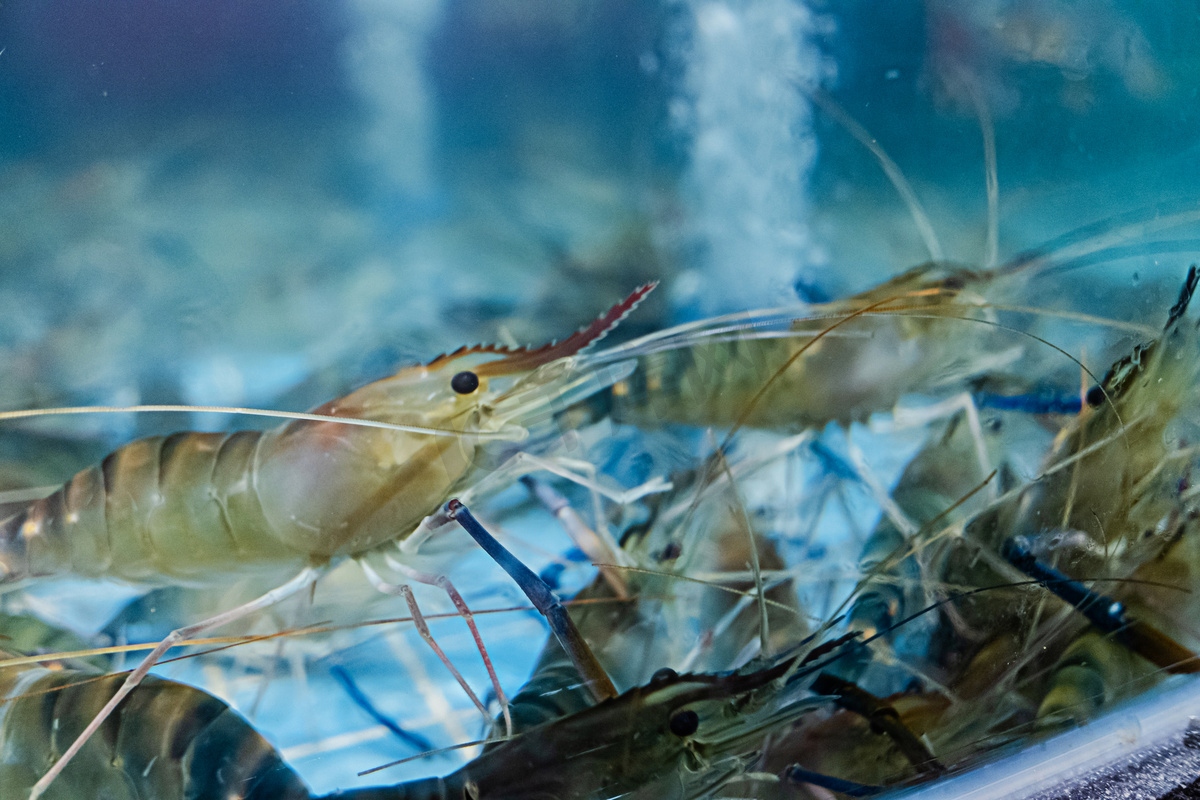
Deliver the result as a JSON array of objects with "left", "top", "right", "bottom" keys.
[
  {"left": 1003, "top": 537, "right": 1200, "bottom": 674},
  {"left": 445, "top": 499, "right": 618, "bottom": 702}
]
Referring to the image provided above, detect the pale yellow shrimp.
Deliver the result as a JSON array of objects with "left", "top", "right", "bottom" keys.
[
  {"left": 0, "top": 284, "right": 655, "bottom": 800},
  {"left": 0, "top": 284, "right": 653, "bottom": 586},
  {"left": 943, "top": 265, "right": 1200, "bottom": 607}
]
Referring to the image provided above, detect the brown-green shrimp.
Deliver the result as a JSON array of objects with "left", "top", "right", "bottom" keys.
[
  {"left": 568, "top": 91, "right": 1200, "bottom": 437},
  {"left": 0, "top": 663, "right": 310, "bottom": 800}
]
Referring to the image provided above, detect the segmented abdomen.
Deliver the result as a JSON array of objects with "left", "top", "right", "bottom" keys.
[
  {"left": 0, "top": 665, "right": 311, "bottom": 800},
  {"left": 0, "top": 430, "right": 294, "bottom": 585}
]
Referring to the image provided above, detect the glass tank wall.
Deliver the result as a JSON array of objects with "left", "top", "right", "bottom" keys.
[{"left": 0, "top": 2, "right": 1198, "bottom": 798}]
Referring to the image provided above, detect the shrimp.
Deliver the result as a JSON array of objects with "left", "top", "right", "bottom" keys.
[
  {"left": 0, "top": 284, "right": 654, "bottom": 586},
  {"left": 804, "top": 266, "right": 1200, "bottom": 785},
  {"left": 0, "top": 664, "right": 311, "bottom": 800},
  {"left": 579, "top": 263, "right": 1021, "bottom": 431},
  {"left": 0, "top": 284, "right": 656, "bottom": 799},
  {"left": 936, "top": 266, "right": 1200, "bottom": 643},
  {"left": 0, "top": 610, "right": 311, "bottom": 800},
  {"left": 344, "top": 497, "right": 832, "bottom": 800},
  {"left": 360, "top": 656, "right": 813, "bottom": 800},
  {"left": 564, "top": 90, "right": 1200, "bottom": 437}
]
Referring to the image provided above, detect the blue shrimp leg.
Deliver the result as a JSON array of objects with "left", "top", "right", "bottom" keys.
[
  {"left": 1002, "top": 537, "right": 1200, "bottom": 674},
  {"left": 443, "top": 499, "right": 619, "bottom": 702}
]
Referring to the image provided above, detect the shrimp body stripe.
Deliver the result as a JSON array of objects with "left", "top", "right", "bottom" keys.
[
  {"left": 492, "top": 658, "right": 595, "bottom": 740},
  {"left": 0, "top": 286, "right": 660, "bottom": 590},
  {"left": 0, "top": 667, "right": 310, "bottom": 800},
  {"left": 0, "top": 422, "right": 471, "bottom": 584},
  {"left": 2, "top": 430, "right": 269, "bottom": 584},
  {"left": 602, "top": 306, "right": 996, "bottom": 430}
]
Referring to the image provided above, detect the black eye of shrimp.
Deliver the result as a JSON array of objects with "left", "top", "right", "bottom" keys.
[
  {"left": 650, "top": 667, "right": 679, "bottom": 685},
  {"left": 451, "top": 370, "right": 480, "bottom": 395},
  {"left": 669, "top": 709, "right": 700, "bottom": 737}
]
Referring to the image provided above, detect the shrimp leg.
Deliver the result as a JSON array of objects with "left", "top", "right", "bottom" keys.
[
  {"left": 444, "top": 499, "right": 618, "bottom": 702},
  {"left": 503, "top": 453, "right": 670, "bottom": 505},
  {"left": 403, "top": 451, "right": 668, "bottom": 554},
  {"left": 786, "top": 765, "right": 885, "bottom": 797},
  {"left": 28, "top": 566, "right": 322, "bottom": 800},
  {"left": 811, "top": 671, "right": 945, "bottom": 776},
  {"left": 521, "top": 475, "right": 630, "bottom": 598},
  {"left": 361, "top": 558, "right": 513, "bottom": 735}
]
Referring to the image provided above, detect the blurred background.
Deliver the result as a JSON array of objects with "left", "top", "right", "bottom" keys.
[{"left": 1, "top": 0, "right": 1199, "bottom": 794}]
